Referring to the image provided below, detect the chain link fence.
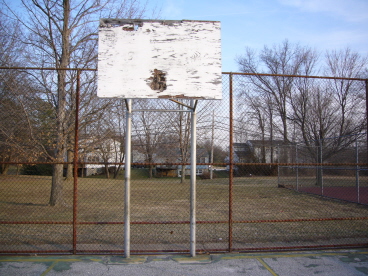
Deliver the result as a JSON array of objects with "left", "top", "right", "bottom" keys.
[
  {"left": 278, "top": 133, "right": 368, "bottom": 204},
  {"left": 1, "top": 68, "right": 367, "bottom": 254}
]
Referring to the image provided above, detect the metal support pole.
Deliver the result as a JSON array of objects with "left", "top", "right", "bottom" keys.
[
  {"left": 228, "top": 73, "right": 233, "bottom": 252},
  {"left": 190, "top": 100, "right": 197, "bottom": 257},
  {"left": 72, "top": 70, "right": 81, "bottom": 255},
  {"left": 124, "top": 99, "right": 132, "bottom": 258}
]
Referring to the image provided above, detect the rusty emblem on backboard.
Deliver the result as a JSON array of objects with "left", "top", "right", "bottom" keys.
[{"left": 147, "top": 69, "right": 167, "bottom": 92}]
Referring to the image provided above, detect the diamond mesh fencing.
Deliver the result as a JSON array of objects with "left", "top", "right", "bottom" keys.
[
  {"left": 278, "top": 134, "right": 368, "bottom": 204},
  {"left": 1, "top": 68, "right": 367, "bottom": 254},
  {"left": 0, "top": 68, "right": 75, "bottom": 253},
  {"left": 231, "top": 74, "right": 368, "bottom": 251}
]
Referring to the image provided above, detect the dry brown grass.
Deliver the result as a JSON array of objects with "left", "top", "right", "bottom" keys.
[{"left": 1, "top": 175, "right": 368, "bottom": 251}]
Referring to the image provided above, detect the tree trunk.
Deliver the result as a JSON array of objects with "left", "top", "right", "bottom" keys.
[
  {"left": 1, "top": 163, "right": 9, "bottom": 175},
  {"left": 180, "top": 165, "right": 186, "bottom": 183},
  {"left": 66, "top": 149, "right": 73, "bottom": 180},
  {"left": 113, "top": 164, "right": 122, "bottom": 179},
  {"left": 315, "top": 143, "right": 323, "bottom": 187},
  {"left": 149, "top": 164, "right": 153, "bottom": 178},
  {"left": 105, "top": 164, "right": 110, "bottom": 178},
  {"left": 49, "top": 0, "right": 70, "bottom": 206},
  {"left": 49, "top": 163, "right": 65, "bottom": 206}
]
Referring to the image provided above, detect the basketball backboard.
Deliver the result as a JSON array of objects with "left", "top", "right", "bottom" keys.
[{"left": 98, "top": 19, "right": 222, "bottom": 99}]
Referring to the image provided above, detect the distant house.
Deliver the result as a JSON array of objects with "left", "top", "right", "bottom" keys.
[
  {"left": 79, "top": 136, "right": 212, "bottom": 177},
  {"left": 234, "top": 140, "right": 293, "bottom": 164},
  {"left": 154, "top": 148, "right": 211, "bottom": 177},
  {"left": 132, "top": 149, "right": 146, "bottom": 166},
  {"left": 81, "top": 138, "right": 124, "bottom": 176}
]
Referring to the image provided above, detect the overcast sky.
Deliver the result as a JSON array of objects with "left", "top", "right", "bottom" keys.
[{"left": 150, "top": 0, "right": 368, "bottom": 72}]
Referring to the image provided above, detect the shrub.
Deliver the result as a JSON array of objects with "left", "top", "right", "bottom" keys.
[
  {"left": 21, "top": 164, "right": 53, "bottom": 176},
  {"left": 235, "top": 165, "right": 277, "bottom": 176}
]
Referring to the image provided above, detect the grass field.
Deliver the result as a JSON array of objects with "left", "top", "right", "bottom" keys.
[{"left": 1, "top": 173, "right": 368, "bottom": 252}]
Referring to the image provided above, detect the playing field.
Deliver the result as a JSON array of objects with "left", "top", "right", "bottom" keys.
[{"left": 1, "top": 175, "right": 368, "bottom": 253}]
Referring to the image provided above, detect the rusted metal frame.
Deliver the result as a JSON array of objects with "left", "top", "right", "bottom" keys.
[
  {"left": 0, "top": 66, "right": 96, "bottom": 71},
  {"left": 233, "top": 162, "right": 368, "bottom": 166},
  {"left": 132, "top": 109, "right": 190, "bottom": 112},
  {"left": 75, "top": 250, "right": 193, "bottom": 254},
  {"left": 233, "top": 217, "right": 368, "bottom": 224},
  {"left": 0, "top": 162, "right": 72, "bottom": 165},
  {"left": 77, "top": 220, "right": 228, "bottom": 225},
  {"left": 1, "top": 161, "right": 366, "bottom": 167},
  {"left": 136, "top": 220, "right": 228, "bottom": 224},
  {"left": 124, "top": 99, "right": 130, "bottom": 112},
  {"left": 169, "top": 99, "right": 193, "bottom": 110},
  {"left": 1, "top": 67, "right": 366, "bottom": 81},
  {"left": 75, "top": 243, "right": 368, "bottom": 255},
  {"left": 228, "top": 73, "right": 234, "bottom": 252},
  {"left": 193, "top": 100, "right": 198, "bottom": 111},
  {"left": 5, "top": 216, "right": 365, "bottom": 225},
  {"left": 77, "top": 249, "right": 228, "bottom": 254},
  {"left": 137, "top": 243, "right": 368, "bottom": 253},
  {"left": 72, "top": 70, "right": 81, "bottom": 255},
  {"left": 2, "top": 68, "right": 366, "bottom": 255},
  {"left": 4, "top": 243, "right": 367, "bottom": 255},
  {"left": 222, "top": 72, "right": 368, "bottom": 81},
  {"left": 0, "top": 250, "right": 73, "bottom": 254},
  {"left": 0, "top": 221, "right": 72, "bottom": 224}
]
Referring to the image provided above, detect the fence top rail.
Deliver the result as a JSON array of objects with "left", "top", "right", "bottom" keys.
[
  {"left": 0, "top": 66, "right": 97, "bottom": 71},
  {"left": 1, "top": 67, "right": 367, "bottom": 81},
  {"left": 222, "top": 72, "right": 368, "bottom": 81}
]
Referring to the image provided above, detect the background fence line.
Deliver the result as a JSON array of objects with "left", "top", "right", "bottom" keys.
[{"left": 0, "top": 67, "right": 367, "bottom": 255}]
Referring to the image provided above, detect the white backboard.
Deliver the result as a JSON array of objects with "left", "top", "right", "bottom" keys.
[{"left": 98, "top": 19, "right": 222, "bottom": 99}]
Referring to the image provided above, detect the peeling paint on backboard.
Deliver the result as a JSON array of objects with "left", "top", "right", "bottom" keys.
[{"left": 98, "top": 19, "right": 222, "bottom": 99}]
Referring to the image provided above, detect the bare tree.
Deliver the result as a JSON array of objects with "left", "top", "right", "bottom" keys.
[
  {"left": 236, "top": 40, "right": 319, "bottom": 143},
  {"left": 288, "top": 48, "right": 366, "bottom": 185},
  {"left": 236, "top": 41, "right": 367, "bottom": 185},
  {"left": 78, "top": 97, "right": 129, "bottom": 179},
  {"left": 132, "top": 100, "right": 169, "bottom": 178},
  {"left": 290, "top": 48, "right": 367, "bottom": 159},
  {"left": 2, "top": 0, "right": 154, "bottom": 206},
  {"left": 177, "top": 103, "right": 191, "bottom": 182},
  {"left": 0, "top": 13, "right": 54, "bottom": 174}
]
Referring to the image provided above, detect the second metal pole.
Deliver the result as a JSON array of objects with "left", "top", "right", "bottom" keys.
[
  {"left": 124, "top": 99, "right": 132, "bottom": 258},
  {"left": 190, "top": 100, "right": 197, "bottom": 257}
]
